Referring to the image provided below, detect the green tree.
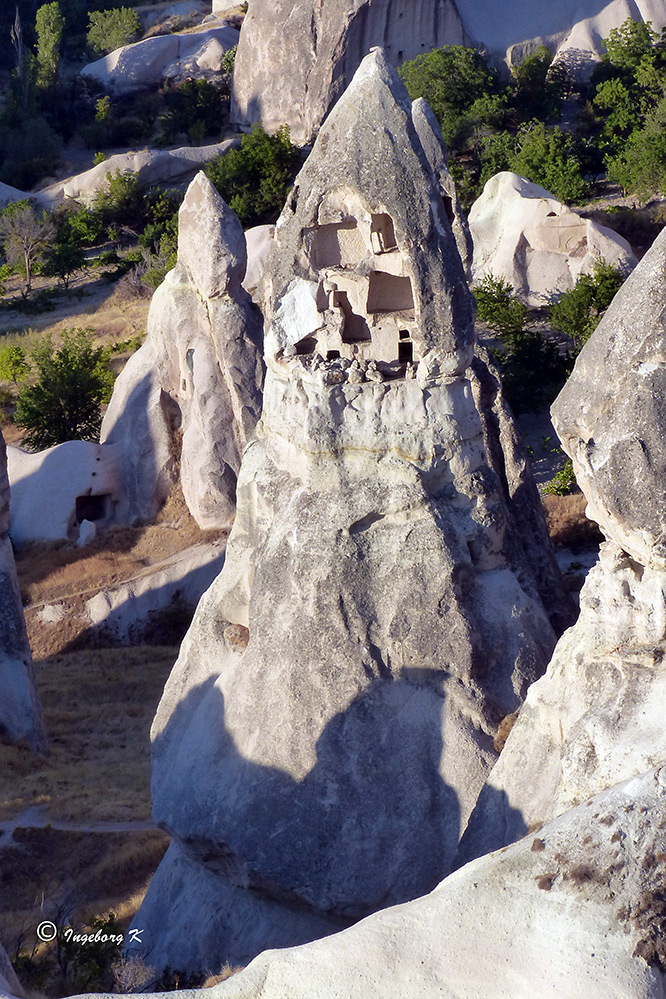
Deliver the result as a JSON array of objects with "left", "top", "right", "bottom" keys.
[
  {"left": 42, "top": 241, "right": 86, "bottom": 289},
  {"left": 0, "top": 200, "right": 54, "bottom": 296},
  {"left": 510, "top": 121, "right": 588, "bottom": 203},
  {"left": 511, "top": 45, "right": 565, "bottom": 122},
  {"left": 14, "top": 328, "right": 114, "bottom": 450},
  {"left": 205, "top": 124, "right": 300, "bottom": 227},
  {"left": 604, "top": 18, "right": 658, "bottom": 73},
  {"left": 398, "top": 45, "right": 498, "bottom": 149},
  {"left": 87, "top": 7, "right": 140, "bottom": 56},
  {"left": 474, "top": 273, "right": 530, "bottom": 349},
  {"left": 549, "top": 259, "right": 624, "bottom": 348},
  {"left": 35, "top": 2, "right": 64, "bottom": 88},
  {"left": 0, "top": 345, "right": 30, "bottom": 384}
]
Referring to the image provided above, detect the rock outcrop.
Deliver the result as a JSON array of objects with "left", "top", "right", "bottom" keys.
[
  {"left": 231, "top": 0, "right": 666, "bottom": 142},
  {"left": 7, "top": 440, "right": 123, "bottom": 546},
  {"left": 231, "top": 0, "right": 464, "bottom": 143},
  {"left": 0, "top": 432, "right": 47, "bottom": 754},
  {"left": 80, "top": 23, "right": 239, "bottom": 94},
  {"left": 101, "top": 171, "right": 263, "bottom": 529},
  {"left": 469, "top": 172, "right": 636, "bottom": 306},
  {"left": 37, "top": 140, "right": 238, "bottom": 209},
  {"left": 130, "top": 49, "right": 570, "bottom": 976},
  {"left": 182, "top": 768, "right": 666, "bottom": 999},
  {"left": 458, "top": 215, "right": 666, "bottom": 865}
]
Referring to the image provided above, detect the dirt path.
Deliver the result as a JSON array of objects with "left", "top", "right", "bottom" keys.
[{"left": 0, "top": 805, "right": 158, "bottom": 848}]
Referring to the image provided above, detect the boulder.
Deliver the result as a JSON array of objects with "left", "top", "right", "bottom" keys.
[
  {"left": 0, "top": 182, "right": 29, "bottom": 208},
  {"left": 129, "top": 50, "right": 570, "bottom": 975},
  {"left": 458, "top": 205, "right": 666, "bottom": 866},
  {"left": 469, "top": 172, "right": 636, "bottom": 306},
  {"left": 150, "top": 768, "right": 666, "bottom": 999},
  {"left": 7, "top": 440, "right": 124, "bottom": 546},
  {"left": 100, "top": 171, "right": 264, "bottom": 529},
  {"left": 231, "top": 0, "right": 666, "bottom": 142},
  {"left": 80, "top": 23, "right": 239, "bottom": 94},
  {"left": 38, "top": 140, "right": 238, "bottom": 208},
  {"left": 552, "top": 223, "right": 666, "bottom": 569},
  {"left": 0, "top": 432, "right": 47, "bottom": 754}
]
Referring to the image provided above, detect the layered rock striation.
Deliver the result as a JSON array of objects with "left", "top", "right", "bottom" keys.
[
  {"left": 101, "top": 171, "right": 264, "bottom": 529},
  {"left": 0, "top": 431, "right": 47, "bottom": 754},
  {"left": 459, "top": 218, "right": 666, "bottom": 865},
  {"left": 131, "top": 49, "right": 570, "bottom": 975}
]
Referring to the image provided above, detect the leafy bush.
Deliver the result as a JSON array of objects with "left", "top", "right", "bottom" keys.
[
  {"left": 549, "top": 259, "right": 624, "bottom": 348},
  {"left": 510, "top": 121, "right": 588, "bottom": 203},
  {"left": 0, "top": 344, "right": 29, "bottom": 383},
  {"left": 158, "top": 78, "right": 228, "bottom": 145},
  {"left": 398, "top": 45, "right": 499, "bottom": 150},
  {"left": 205, "top": 124, "right": 301, "bottom": 227},
  {"left": 543, "top": 457, "right": 577, "bottom": 495},
  {"left": 474, "top": 273, "right": 569, "bottom": 413},
  {"left": 87, "top": 7, "right": 140, "bottom": 55},
  {"left": 14, "top": 328, "right": 114, "bottom": 450}
]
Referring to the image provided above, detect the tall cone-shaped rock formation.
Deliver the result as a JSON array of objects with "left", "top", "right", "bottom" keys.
[
  {"left": 0, "top": 431, "right": 46, "bottom": 754},
  {"left": 459, "top": 223, "right": 666, "bottom": 865},
  {"left": 130, "top": 49, "right": 570, "bottom": 976},
  {"left": 101, "top": 172, "right": 264, "bottom": 529}
]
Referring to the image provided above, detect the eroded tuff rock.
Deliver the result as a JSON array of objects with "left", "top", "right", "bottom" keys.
[
  {"left": 168, "top": 768, "right": 666, "bottom": 999},
  {"left": 231, "top": 0, "right": 464, "bottom": 143},
  {"left": 101, "top": 171, "right": 263, "bottom": 529},
  {"left": 231, "top": 0, "right": 666, "bottom": 142},
  {"left": 130, "top": 50, "right": 570, "bottom": 975},
  {"left": 469, "top": 172, "right": 636, "bottom": 306},
  {"left": 458, "top": 211, "right": 666, "bottom": 866},
  {"left": 0, "top": 432, "right": 46, "bottom": 754},
  {"left": 553, "top": 223, "right": 666, "bottom": 570}
]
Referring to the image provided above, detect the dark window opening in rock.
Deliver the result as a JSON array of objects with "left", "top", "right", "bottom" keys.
[
  {"left": 327, "top": 350, "right": 341, "bottom": 360},
  {"left": 546, "top": 211, "right": 557, "bottom": 217},
  {"left": 290, "top": 186, "right": 299, "bottom": 213},
  {"left": 76, "top": 493, "right": 110, "bottom": 523},
  {"left": 367, "top": 272, "right": 414, "bottom": 313},
  {"left": 186, "top": 348, "right": 194, "bottom": 374},
  {"left": 398, "top": 341, "right": 413, "bottom": 364},
  {"left": 336, "top": 289, "right": 372, "bottom": 342},
  {"left": 443, "top": 195, "right": 454, "bottom": 223},
  {"left": 370, "top": 213, "right": 398, "bottom": 253},
  {"left": 399, "top": 329, "right": 410, "bottom": 341},
  {"left": 398, "top": 49, "right": 403, "bottom": 59},
  {"left": 161, "top": 390, "right": 182, "bottom": 431},
  {"left": 296, "top": 336, "right": 317, "bottom": 354}
]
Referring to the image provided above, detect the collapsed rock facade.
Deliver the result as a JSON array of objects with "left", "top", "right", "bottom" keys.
[
  {"left": 101, "top": 172, "right": 264, "bottom": 530},
  {"left": 459, "top": 219, "right": 666, "bottom": 864},
  {"left": 0, "top": 431, "right": 47, "bottom": 754},
  {"left": 131, "top": 49, "right": 569, "bottom": 975}
]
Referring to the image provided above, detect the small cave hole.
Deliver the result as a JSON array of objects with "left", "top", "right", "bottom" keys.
[
  {"left": 75, "top": 493, "right": 111, "bottom": 523},
  {"left": 546, "top": 211, "right": 557, "bottom": 217},
  {"left": 296, "top": 336, "right": 317, "bottom": 354},
  {"left": 327, "top": 350, "right": 341, "bottom": 360},
  {"left": 443, "top": 194, "right": 454, "bottom": 223},
  {"left": 398, "top": 341, "right": 413, "bottom": 363}
]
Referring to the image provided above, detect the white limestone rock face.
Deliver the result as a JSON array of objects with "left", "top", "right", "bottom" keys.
[
  {"left": 231, "top": 0, "right": 464, "bottom": 143},
  {"left": 552, "top": 223, "right": 666, "bottom": 570},
  {"left": 410, "top": 97, "right": 473, "bottom": 280},
  {"left": 458, "top": 211, "right": 666, "bottom": 866},
  {"left": 131, "top": 50, "right": 570, "bottom": 976},
  {"left": 38, "top": 140, "right": 237, "bottom": 208},
  {"left": 137, "top": 769, "right": 666, "bottom": 999},
  {"left": 0, "top": 433, "right": 47, "bottom": 754},
  {"left": 231, "top": 0, "right": 666, "bottom": 142},
  {"left": 101, "top": 172, "right": 263, "bottom": 529},
  {"left": 80, "top": 24, "right": 239, "bottom": 94},
  {"left": 242, "top": 224, "right": 274, "bottom": 301},
  {"left": 7, "top": 440, "right": 123, "bottom": 546},
  {"left": 469, "top": 172, "right": 636, "bottom": 306}
]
